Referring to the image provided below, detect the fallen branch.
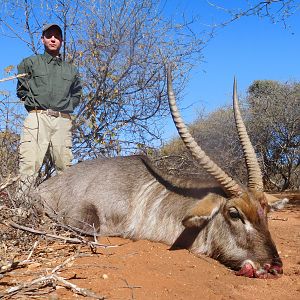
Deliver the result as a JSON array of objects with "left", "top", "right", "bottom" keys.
[
  {"left": 26, "top": 240, "right": 39, "bottom": 260},
  {"left": 45, "top": 210, "right": 129, "bottom": 239},
  {"left": 269, "top": 216, "right": 288, "bottom": 221},
  {"left": 0, "top": 241, "right": 39, "bottom": 275},
  {"left": 54, "top": 274, "right": 105, "bottom": 298},
  {"left": 0, "top": 259, "right": 32, "bottom": 275},
  {"left": 0, "top": 273, "right": 106, "bottom": 299},
  {"left": 120, "top": 278, "right": 142, "bottom": 300},
  {"left": 1, "top": 220, "right": 118, "bottom": 249},
  {"left": 51, "top": 255, "right": 77, "bottom": 274},
  {"left": 1, "top": 253, "right": 106, "bottom": 299},
  {"left": 0, "top": 175, "right": 20, "bottom": 192}
]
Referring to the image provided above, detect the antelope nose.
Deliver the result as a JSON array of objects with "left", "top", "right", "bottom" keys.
[
  {"left": 269, "top": 256, "right": 283, "bottom": 275},
  {"left": 272, "top": 256, "right": 282, "bottom": 267}
]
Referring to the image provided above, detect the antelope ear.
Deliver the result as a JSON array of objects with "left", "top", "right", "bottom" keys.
[
  {"left": 182, "top": 194, "right": 226, "bottom": 228},
  {"left": 265, "top": 193, "right": 289, "bottom": 211}
]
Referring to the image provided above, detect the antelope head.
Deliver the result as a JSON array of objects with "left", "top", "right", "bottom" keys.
[{"left": 166, "top": 66, "right": 286, "bottom": 278}]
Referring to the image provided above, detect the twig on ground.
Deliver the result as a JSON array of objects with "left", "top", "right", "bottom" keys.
[
  {"left": 269, "top": 216, "right": 288, "bottom": 221},
  {"left": 26, "top": 240, "right": 39, "bottom": 261},
  {"left": 46, "top": 212, "right": 103, "bottom": 237},
  {"left": 1, "top": 253, "right": 106, "bottom": 299},
  {"left": 0, "top": 175, "right": 20, "bottom": 192},
  {"left": 54, "top": 274, "right": 105, "bottom": 298},
  {"left": 120, "top": 278, "right": 142, "bottom": 300},
  {"left": 51, "top": 254, "right": 78, "bottom": 274},
  {"left": 0, "top": 273, "right": 106, "bottom": 299},
  {"left": 0, "top": 241, "right": 39, "bottom": 275},
  {"left": 1, "top": 220, "right": 118, "bottom": 249},
  {"left": 0, "top": 259, "right": 32, "bottom": 275}
]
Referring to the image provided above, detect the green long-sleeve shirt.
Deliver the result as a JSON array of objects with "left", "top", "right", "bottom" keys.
[{"left": 17, "top": 51, "right": 82, "bottom": 113}]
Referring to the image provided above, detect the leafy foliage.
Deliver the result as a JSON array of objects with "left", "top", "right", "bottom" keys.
[
  {"left": 0, "top": 93, "right": 22, "bottom": 179},
  {"left": 247, "top": 80, "right": 299, "bottom": 190},
  {"left": 159, "top": 80, "right": 299, "bottom": 191},
  {"left": 158, "top": 106, "right": 247, "bottom": 183},
  {"left": 1, "top": 0, "right": 207, "bottom": 159}
]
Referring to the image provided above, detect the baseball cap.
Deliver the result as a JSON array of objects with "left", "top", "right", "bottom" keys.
[{"left": 42, "top": 24, "right": 63, "bottom": 37}]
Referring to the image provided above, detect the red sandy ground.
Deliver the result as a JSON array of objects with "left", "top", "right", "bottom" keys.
[{"left": 1, "top": 198, "right": 299, "bottom": 300}]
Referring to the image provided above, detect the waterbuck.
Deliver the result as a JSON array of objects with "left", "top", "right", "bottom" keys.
[{"left": 38, "top": 67, "right": 287, "bottom": 279}]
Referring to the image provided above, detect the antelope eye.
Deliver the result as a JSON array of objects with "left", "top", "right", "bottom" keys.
[{"left": 228, "top": 208, "right": 240, "bottom": 220}]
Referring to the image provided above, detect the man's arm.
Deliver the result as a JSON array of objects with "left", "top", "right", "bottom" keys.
[
  {"left": 16, "top": 59, "right": 31, "bottom": 101},
  {"left": 70, "top": 71, "right": 82, "bottom": 109}
]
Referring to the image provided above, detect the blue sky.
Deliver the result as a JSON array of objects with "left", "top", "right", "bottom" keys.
[
  {"left": 161, "top": 1, "right": 300, "bottom": 140},
  {"left": 0, "top": 1, "right": 299, "bottom": 142}
]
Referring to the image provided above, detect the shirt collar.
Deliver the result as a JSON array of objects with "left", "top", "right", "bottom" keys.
[{"left": 43, "top": 51, "right": 62, "bottom": 65}]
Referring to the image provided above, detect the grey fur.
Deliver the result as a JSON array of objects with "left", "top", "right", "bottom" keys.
[{"left": 38, "top": 155, "right": 284, "bottom": 273}]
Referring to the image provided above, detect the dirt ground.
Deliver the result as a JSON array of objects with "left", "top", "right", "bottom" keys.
[{"left": 0, "top": 196, "right": 299, "bottom": 300}]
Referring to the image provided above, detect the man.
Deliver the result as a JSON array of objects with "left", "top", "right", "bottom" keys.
[{"left": 16, "top": 23, "right": 82, "bottom": 194}]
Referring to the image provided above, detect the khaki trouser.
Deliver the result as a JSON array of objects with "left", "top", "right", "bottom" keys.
[{"left": 18, "top": 112, "right": 73, "bottom": 194}]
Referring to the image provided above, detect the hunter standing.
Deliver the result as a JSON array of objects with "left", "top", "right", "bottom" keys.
[{"left": 16, "top": 23, "right": 82, "bottom": 193}]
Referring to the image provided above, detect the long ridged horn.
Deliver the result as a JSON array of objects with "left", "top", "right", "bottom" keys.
[
  {"left": 232, "top": 78, "right": 264, "bottom": 191},
  {"left": 166, "top": 66, "right": 243, "bottom": 197}
]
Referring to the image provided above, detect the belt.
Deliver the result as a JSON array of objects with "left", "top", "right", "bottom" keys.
[{"left": 29, "top": 109, "right": 71, "bottom": 119}]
